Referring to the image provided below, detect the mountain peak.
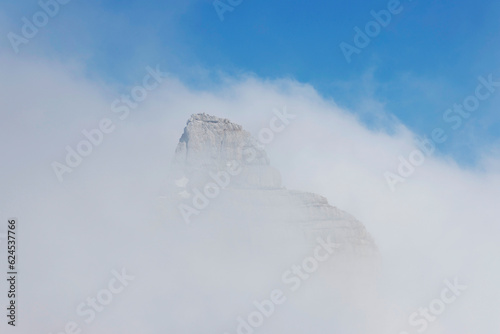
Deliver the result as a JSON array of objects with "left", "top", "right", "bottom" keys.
[
  {"left": 164, "top": 114, "right": 377, "bottom": 256},
  {"left": 173, "top": 113, "right": 280, "bottom": 189},
  {"left": 186, "top": 113, "right": 242, "bottom": 128}
]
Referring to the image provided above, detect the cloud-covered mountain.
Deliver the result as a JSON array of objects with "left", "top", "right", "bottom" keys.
[{"left": 160, "top": 113, "right": 378, "bottom": 256}]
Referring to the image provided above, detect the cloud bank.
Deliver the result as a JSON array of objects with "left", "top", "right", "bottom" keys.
[{"left": 1, "top": 54, "right": 500, "bottom": 334}]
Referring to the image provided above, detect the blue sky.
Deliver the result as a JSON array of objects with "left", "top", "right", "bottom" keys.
[{"left": 1, "top": 0, "right": 500, "bottom": 165}]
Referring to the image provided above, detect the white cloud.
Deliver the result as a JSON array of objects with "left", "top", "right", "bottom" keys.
[{"left": 1, "top": 54, "right": 499, "bottom": 333}]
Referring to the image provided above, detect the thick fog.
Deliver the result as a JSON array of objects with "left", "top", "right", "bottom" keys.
[{"left": 1, "top": 54, "right": 499, "bottom": 334}]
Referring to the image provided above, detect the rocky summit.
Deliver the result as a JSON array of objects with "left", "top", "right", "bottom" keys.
[
  {"left": 173, "top": 113, "right": 281, "bottom": 189},
  {"left": 164, "top": 113, "right": 377, "bottom": 257}
]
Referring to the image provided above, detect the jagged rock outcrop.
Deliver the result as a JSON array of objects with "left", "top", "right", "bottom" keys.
[
  {"left": 173, "top": 113, "right": 281, "bottom": 189},
  {"left": 175, "top": 113, "right": 268, "bottom": 167},
  {"left": 164, "top": 113, "right": 377, "bottom": 256}
]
